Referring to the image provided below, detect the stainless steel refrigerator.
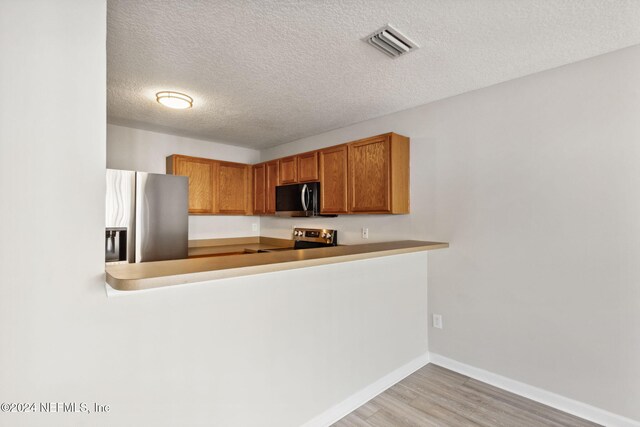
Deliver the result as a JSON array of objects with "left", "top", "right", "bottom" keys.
[{"left": 106, "top": 169, "right": 188, "bottom": 263}]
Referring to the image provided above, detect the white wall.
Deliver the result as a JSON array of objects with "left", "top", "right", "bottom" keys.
[
  {"left": 107, "top": 124, "right": 261, "bottom": 239},
  {"left": 0, "top": 3, "right": 430, "bottom": 426},
  {"left": 260, "top": 44, "right": 640, "bottom": 421},
  {"left": 107, "top": 253, "right": 429, "bottom": 427},
  {"left": 0, "top": 0, "right": 108, "bottom": 421},
  {"left": 4, "top": 0, "right": 639, "bottom": 423}
]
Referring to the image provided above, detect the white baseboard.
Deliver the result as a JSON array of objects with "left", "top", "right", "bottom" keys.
[
  {"left": 301, "top": 352, "right": 431, "bottom": 427},
  {"left": 429, "top": 353, "right": 640, "bottom": 427}
]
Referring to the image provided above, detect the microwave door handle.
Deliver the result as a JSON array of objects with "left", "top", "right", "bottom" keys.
[{"left": 301, "top": 184, "right": 309, "bottom": 211}]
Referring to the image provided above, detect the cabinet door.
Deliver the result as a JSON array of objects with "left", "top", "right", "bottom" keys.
[
  {"left": 279, "top": 156, "right": 297, "bottom": 184},
  {"left": 319, "top": 146, "right": 348, "bottom": 214},
  {"left": 265, "top": 160, "right": 279, "bottom": 214},
  {"left": 298, "top": 151, "right": 319, "bottom": 182},
  {"left": 218, "top": 162, "right": 249, "bottom": 214},
  {"left": 253, "top": 164, "right": 266, "bottom": 215},
  {"left": 348, "top": 136, "right": 390, "bottom": 213},
  {"left": 170, "top": 155, "right": 216, "bottom": 214}
]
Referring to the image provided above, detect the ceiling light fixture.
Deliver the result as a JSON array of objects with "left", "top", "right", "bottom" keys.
[{"left": 156, "top": 91, "right": 193, "bottom": 109}]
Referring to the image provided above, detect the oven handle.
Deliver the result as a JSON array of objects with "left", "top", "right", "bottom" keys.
[{"left": 301, "top": 184, "right": 309, "bottom": 211}]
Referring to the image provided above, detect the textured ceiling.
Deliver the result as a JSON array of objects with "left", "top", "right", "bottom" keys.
[{"left": 107, "top": 0, "right": 640, "bottom": 149}]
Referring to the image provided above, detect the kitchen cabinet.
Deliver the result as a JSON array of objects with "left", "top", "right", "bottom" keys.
[
  {"left": 297, "top": 151, "right": 319, "bottom": 182},
  {"left": 167, "top": 155, "right": 251, "bottom": 215},
  {"left": 278, "top": 152, "right": 318, "bottom": 184},
  {"left": 252, "top": 160, "right": 279, "bottom": 215},
  {"left": 252, "top": 163, "right": 266, "bottom": 215},
  {"left": 166, "top": 154, "right": 216, "bottom": 214},
  {"left": 348, "top": 133, "right": 409, "bottom": 214},
  {"left": 217, "top": 161, "right": 251, "bottom": 214},
  {"left": 169, "top": 132, "right": 408, "bottom": 216},
  {"left": 265, "top": 160, "right": 279, "bottom": 214},
  {"left": 279, "top": 156, "right": 297, "bottom": 184},
  {"left": 318, "top": 145, "right": 348, "bottom": 214}
]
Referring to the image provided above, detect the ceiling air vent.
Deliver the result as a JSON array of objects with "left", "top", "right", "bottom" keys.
[{"left": 364, "top": 24, "right": 418, "bottom": 58}]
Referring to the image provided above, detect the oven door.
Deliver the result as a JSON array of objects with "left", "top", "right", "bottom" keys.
[{"left": 275, "top": 183, "right": 318, "bottom": 217}]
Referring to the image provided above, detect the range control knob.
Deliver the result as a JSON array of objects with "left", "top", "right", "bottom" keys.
[{"left": 325, "top": 233, "right": 332, "bottom": 239}]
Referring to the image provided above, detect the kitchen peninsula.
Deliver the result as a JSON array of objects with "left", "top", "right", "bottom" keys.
[{"left": 106, "top": 239, "right": 448, "bottom": 292}]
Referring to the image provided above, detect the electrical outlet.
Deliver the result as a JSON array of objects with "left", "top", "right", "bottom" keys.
[
  {"left": 432, "top": 314, "right": 443, "bottom": 329},
  {"left": 361, "top": 227, "right": 369, "bottom": 239},
  {"left": 252, "top": 223, "right": 258, "bottom": 232}
]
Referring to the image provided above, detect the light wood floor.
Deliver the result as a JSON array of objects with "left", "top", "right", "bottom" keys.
[{"left": 332, "top": 364, "right": 601, "bottom": 427}]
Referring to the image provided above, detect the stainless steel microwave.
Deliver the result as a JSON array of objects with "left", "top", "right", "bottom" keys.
[{"left": 275, "top": 182, "right": 321, "bottom": 217}]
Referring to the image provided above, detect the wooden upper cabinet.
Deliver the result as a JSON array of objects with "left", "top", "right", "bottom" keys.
[
  {"left": 298, "top": 151, "right": 319, "bottom": 182},
  {"left": 167, "top": 155, "right": 216, "bottom": 214},
  {"left": 167, "top": 132, "right": 408, "bottom": 217},
  {"left": 253, "top": 160, "right": 279, "bottom": 215},
  {"left": 265, "top": 160, "right": 279, "bottom": 214},
  {"left": 218, "top": 161, "right": 251, "bottom": 214},
  {"left": 252, "top": 163, "right": 266, "bottom": 215},
  {"left": 319, "top": 145, "right": 348, "bottom": 214},
  {"left": 279, "top": 156, "right": 297, "bottom": 184},
  {"left": 167, "top": 155, "right": 251, "bottom": 215},
  {"left": 349, "top": 136, "right": 390, "bottom": 212},
  {"left": 278, "top": 152, "right": 318, "bottom": 184},
  {"left": 348, "top": 133, "right": 409, "bottom": 214}
]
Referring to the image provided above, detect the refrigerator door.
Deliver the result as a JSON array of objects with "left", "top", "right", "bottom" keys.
[
  {"left": 106, "top": 169, "right": 136, "bottom": 263},
  {"left": 135, "top": 172, "right": 189, "bottom": 262}
]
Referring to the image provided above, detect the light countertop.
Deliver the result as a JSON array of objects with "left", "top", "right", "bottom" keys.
[
  {"left": 105, "top": 240, "right": 449, "bottom": 292},
  {"left": 187, "top": 236, "right": 293, "bottom": 257},
  {"left": 188, "top": 243, "right": 292, "bottom": 257}
]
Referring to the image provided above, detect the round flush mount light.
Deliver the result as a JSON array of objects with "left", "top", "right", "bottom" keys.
[{"left": 156, "top": 91, "right": 193, "bottom": 109}]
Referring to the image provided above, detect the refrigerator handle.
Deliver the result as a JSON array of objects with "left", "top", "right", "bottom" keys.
[{"left": 142, "top": 193, "right": 150, "bottom": 253}]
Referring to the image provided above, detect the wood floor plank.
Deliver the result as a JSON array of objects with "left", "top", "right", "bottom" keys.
[
  {"left": 415, "top": 364, "right": 470, "bottom": 386},
  {"left": 368, "top": 393, "right": 441, "bottom": 427},
  {"left": 353, "top": 400, "right": 380, "bottom": 419},
  {"left": 385, "top": 382, "right": 421, "bottom": 404},
  {"left": 400, "top": 375, "right": 533, "bottom": 427},
  {"left": 407, "top": 398, "right": 482, "bottom": 427},
  {"left": 462, "top": 378, "right": 601, "bottom": 427},
  {"left": 409, "top": 391, "right": 542, "bottom": 427},
  {"left": 403, "top": 368, "right": 592, "bottom": 427},
  {"left": 331, "top": 363, "right": 601, "bottom": 427},
  {"left": 333, "top": 412, "right": 373, "bottom": 427},
  {"left": 404, "top": 373, "right": 577, "bottom": 427},
  {"left": 366, "top": 408, "right": 441, "bottom": 427}
]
